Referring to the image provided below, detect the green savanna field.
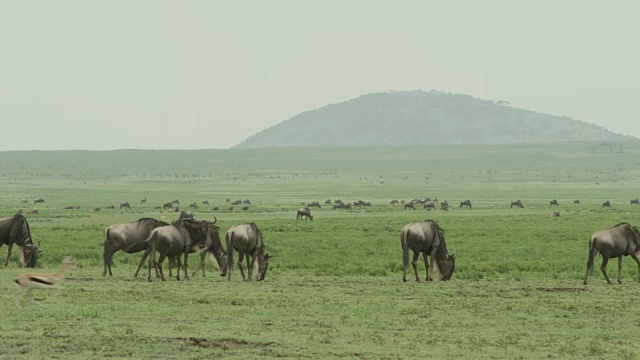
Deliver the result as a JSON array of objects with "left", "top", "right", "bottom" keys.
[{"left": 1, "top": 142, "right": 640, "bottom": 359}]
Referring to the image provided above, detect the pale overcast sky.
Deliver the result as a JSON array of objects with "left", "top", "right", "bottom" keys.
[{"left": 1, "top": 1, "right": 638, "bottom": 150}]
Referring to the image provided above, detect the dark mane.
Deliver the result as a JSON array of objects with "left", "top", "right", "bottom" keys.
[{"left": 136, "top": 217, "right": 169, "bottom": 226}]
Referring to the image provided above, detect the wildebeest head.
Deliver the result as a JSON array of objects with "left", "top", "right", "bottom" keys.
[
  {"left": 255, "top": 253, "right": 271, "bottom": 281},
  {"left": 21, "top": 241, "right": 40, "bottom": 268},
  {"left": 439, "top": 253, "right": 456, "bottom": 281}
]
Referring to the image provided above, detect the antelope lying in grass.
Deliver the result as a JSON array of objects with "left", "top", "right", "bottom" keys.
[{"left": 15, "top": 256, "right": 75, "bottom": 305}]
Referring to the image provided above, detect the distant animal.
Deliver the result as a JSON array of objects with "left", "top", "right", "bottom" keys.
[
  {"left": 189, "top": 202, "right": 198, "bottom": 209},
  {"left": 27, "top": 210, "right": 38, "bottom": 215},
  {"left": 602, "top": 200, "right": 611, "bottom": 208},
  {"left": 170, "top": 207, "right": 179, "bottom": 213},
  {"left": 33, "top": 198, "right": 45, "bottom": 205},
  {"left": 226, "top": 223, "right": 270, "bottom": 281},
  {"left": 334, "top": 199, "right": 344, "bottom": 205},
  {"left": 163, "top": 202, "right": 173, "bottom": 209},
  {"left": 404, "top": 203, "right": 416, "bottom": 210},
  {"left": 91, "top": 208, "right": 100, "bottom": 212},
  {"left": 297, "top": 207, "right": 313, "bottom": 220},
  {"left": 354, "top": 200, "right": 365, "bottom": 207},
  {"left": 307, "top": 201, "right": 321, "bottom": 208},
  {"left": 459, "top": 200, "right": 472, "bottom": 209},
  {"left": 550, "top": 199, "right": 559, "bottom": 207},
  {"left": 630, "top": 199, "right": 639, "bottom": 205},
  {"left": 225, "top": 198, "right": 231, "bottom": 203},
  {"left": 103, "top": 217, "right": 170, "bottom": 277},
  {"left": 231, "top": 200, "right": 243, "bottom": 206},
  {"left": 440, "top": 200, "right": 449, "bottom": 210},
  {"left": 120, "top": 201, "right": 131, "bottom": 209},
  {"left": 243, "top": 199, "right": 252, "bottom": 205},
  {"left": 390, "top": 199, "right": 399, "bottom": 205},
  {"left": 400, "top": 220, "right": 456, "bottom": 282},
  {"left": 202, "top": 200, "right": 210, "bottom": 205},
  {"left": 180, "top": 210, "right": 194, "bottom": 220},
  {"left": 423, "top": 202, "right": 435, "bottom": 210},
  {"left": 363, "top": 201, "right": 371, "bottom": 207},
  {"left": 324, "top": 199, "right": 332, "bottom": 205},
  {"left": 20, "top": 198, "right": 28, "bottom": 204},
  {"left": 242, "top": 206, "right": 250, "bottom": 211},
  {"left": 15, "top": 256, "right": 75, "bottom": 305},
  {"left": 0, "top": 214, "right": 40, "bottom": 268},
  {"left": 584, "top": 222, "right": 640, "bottom": 285},
  {"left": 141, "top": 198, "right": 147, "bottom": 204},
  {"left": 573, "top": 200, "right": 580, "bottom": 204},
  {"left": 172, "top": 199, "right": 180, "bottom": 205},
  {"left": 212, "top": 206, "right": 219, "bottom": 211},
  {"left": 63, "top": 206, "right": 79, "bottom": 210},
  {"left": 511, "top": 200, "right": 524, "bottom": 208},
  {"left": 105, "top": 205, "right": 115, "bottom": 209},
  {"left": 552, "top": 212, "right": 560, "bottom": 217}
]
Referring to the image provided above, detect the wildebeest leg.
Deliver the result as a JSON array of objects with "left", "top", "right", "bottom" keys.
[
  {"left": 237, "top": 253, "right": 247, "bottom": 280},
  {"left": 175, "top": 255, "right": 182, "bottom": 281},
  {"left": 423, "top": 252, "right": 431, "bottom": 282},
  {"left": 183, "top": 253, "right": 189, "bottom": 281},
  {"left": 4, "top": 243, "right": 13, "bottom": 266},
  {"left": 135, "top": 248, "right": 151, "bottom": 278},
  {"left": 600, "top": 256, "right": 613, "bottom": 285},
  {"left": 190, "top": 251, "right": 206, "bottom": 278},
  {"left": 617, "top": 255, "right": 623, "bottom": 284},
  {"left": 428, "top": 249, "right": 437, "bottom": 281},
  {"left": 411, "top": 251, "right": 420, "bottom": 282},
  {"left": 158, "top": 253, "right": 167, "bottom": 281}
]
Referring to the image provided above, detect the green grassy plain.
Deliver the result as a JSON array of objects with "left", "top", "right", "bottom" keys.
[{"left": 1, "top": 142, "right": 640, "bottom": 359}]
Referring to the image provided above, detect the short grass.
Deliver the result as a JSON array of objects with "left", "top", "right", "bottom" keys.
[{"left": 1, "top": 141, "right": 640, "bottom": 359}]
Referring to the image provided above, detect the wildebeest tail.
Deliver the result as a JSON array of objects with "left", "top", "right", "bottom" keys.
[
  {"left": 226, "top": 231, "right": 234, "bottom": 281},
  {"left": 400, "top": 229, "right": 409, "bottom": 274},
  {"left": 587, "top": 236, "right": 596, "bottom": 275},
  {"left": 104, "top": 228, "right": 113, "bottom": 266}
]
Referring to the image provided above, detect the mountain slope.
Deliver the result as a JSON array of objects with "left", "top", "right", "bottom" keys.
[{"left": 234, "top": 90, "right": 634, "bottom": 148}]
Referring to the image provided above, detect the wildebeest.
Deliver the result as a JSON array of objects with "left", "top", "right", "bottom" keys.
[
  {"left": 226, "top": 223, "right": 270, "bottom": 281},
  {"left": 120, "top": 201, "right": 131, "bottom": 209},
  {"left": 180, "top": 210, "right": 194, "bottom": 220},
  {"left": 33, "top": 198, "right": 45, "bottom": 205},
  {"left": 231, "top": 200, "right": 243, "bottom": 206},
  {"left": 27, "top": 210, "right": 39, "bottom": 215},
  {"left": 20, "top": 198, "right": 28, "bottom": 204},
  {"left": 296, "top": 207, "right": 313, "bottom": 220},
  {"left": 141, "top": 198, "right": 147, "bottom": 204},
  {"left": 404, "top": 203, "right": 416, "bottom": 210},
  {"left": 400, "top": 220, "right": 456, "bottom": 282},
  {"left": 163, "top": 202, "right": 173, "bottom": 209},
  {"left": 584, "top": 222, "right": 640, "bottom": 285},
  {"left": 390, "top": 199, "right": 399, "bottom": 205},
  {"left": 574, "top": 199, "right": 580, "bottom": 204},
  {"left": 63, "top": 206, "right": 80, "bottom": 210},
  {"left": 440, "top": 200, "right": 449, "bottom": 211},
  {"left": 105, "top": 205, "right": 115, "bottom": 209},
  {"left": 143, "top": 219, "right": 209, "bottom": 281},
  {"left": 0, "top": 214, "right": 40, "bottom": 268},
  {"left": 550, "top": 199, "right": 559, "bottom": 207},
  {"left": 189, "top": 202, "right": 198, "bottom": 209},
  {"left": 630, "top": 199, "right": 640, "bottom": 205},
  {"left": 91, "top": 208, "right": 100, "bottom": 212},
  {"left": 459, "top": 200, "right": 472, "bottom": 209},
  {"left": 324, "top": 199, "right": 332, "bottom": 205},
  {"left": 307, "top": 201, "right": 321, "bottom": 208},
  {"left": 511, "top": 200, "right": 524, "bottom": 208},
  {"left": 103, "top": 218, "right": 170, "bottom": 276},
  {"left": 172, "top": 199, "right": 180, "bottom": 205},
  {"left": 423, "top": 202, "right": 435, "bottom": 210},
  {"left": 242, "top": 206, "right": 250, "bottom": 211},
  {"left": 552, "top": 212, "right": 560, "bottom": 217},
  {"left": 243, "top": 199, "right": 252, "bottom": 205},
  {"left": 602, "top": 200, "right": 611, "bottom": 208},
  {"left": 202, "top": 200, "right": 210, "bottom": 205}
]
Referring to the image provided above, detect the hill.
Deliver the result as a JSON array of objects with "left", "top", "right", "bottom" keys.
[{"left": 233, "top": 90, "right": 635, "bottom": 148}]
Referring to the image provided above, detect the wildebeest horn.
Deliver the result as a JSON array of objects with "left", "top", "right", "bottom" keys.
[{"left": 211, "top": 215, "right": 217, "bottom": 224}]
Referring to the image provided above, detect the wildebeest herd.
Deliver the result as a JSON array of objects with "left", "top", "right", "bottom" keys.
[{"left": 3, "top": 196, "right": 640, "bottom": 286}]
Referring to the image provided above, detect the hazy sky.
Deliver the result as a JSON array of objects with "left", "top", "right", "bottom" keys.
[{"left": 1, "top": 1, "right": 638, "bottom": 150}]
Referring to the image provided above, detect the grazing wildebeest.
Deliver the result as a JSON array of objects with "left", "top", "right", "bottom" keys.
[
  {"left": 602, "top": 200, "right": 611, "bottom": 208},
  {"left": 143, "top": 219, "right": 217, "bottom": 281},
  {"left": 584, "top": 222, "right": 640, "bottom": 285},
  {"left": 231, "top": 200, "right": 242, "bottom": 206},
  {"left": 103, "top": 218, "right": 170, "bottom": 276},
  {"left": 63, "top": 206, "right": 79, "bottom": 210},
  {"left": 459, "top": 200, "right": 472, "bottom": 209},
  {"left": 363, "top": 201, "right": 371, "bottom": 207},
  {"left": 242, "top": 206, "right": 250, "bottom": 211},
  {"left": 307, "top": 201, "right": 321, "bottom": 208},
  {"left": 404, "top": 203, "right": 416, "bottom": 210},
  {"left": 20, "top": 198, "right": 28, "bottom": 204},
  {"left": 511, "top": 200, "right": 524, "bottom": 208},
  {"left": 105, "top": 205, "right": 115, "bottom": 209},
  {"left": 354, "top": 200, "right": 365, "bottom": 207},
  {"left": 225, "top": 198, "right": 231, "bottom": 203},
  {"left": 243, "top": 199, "right": 252, "bottom": 205},
  {"left": 440, "top": 200, "right": 449, "bottom": 210},
  {"left": 120, "top": 201, "right": 131, "bottom": 209},
  {"left": 163, "top": 202, "right": 173, "bottom": 209},
  {"left": 180, "top": 210, "right": 194, "bottom": 220},
  {"left": 172, "top": 199, "right": 180, "bottom": 205},
  {"left": 141, "top": 198, "right": 147, "bottom": 204},
  {"left": 33, "top": 198, "right": 45, "bottom": 205},
  {"left": 189, "top": 202, "right": 198, "bottom": 209},
  {"left": 212, "top": 206, "right": 219, "bottom": 210},
  {"left": 27, "top": 210, "right": 39, "bottom": 215},
  {"left": 334, "top": 199, "right": 344, "bottom": 205},
  {"left": 390, "top": 199, "right": 399, "bottom": 205},
  {"left": 550, "top": 199, "right": 559, "bottom": 207},
  {"left": 574, "top": 199, "right": 580, "bottom": 204},
  {"left": 324, "top": 199, "right": 332, "bottom": 205},
  {"left": 424, "top": 202, "right": 435, "bottom": 210},
  {"left": 630, "top": 199, "right": 640, "bottom": 205},
  {"left": 226, "top": 223, "right": 270, "bottom": 281},
  {"left": 552, "top": 212, "right": 560, "bottom": 217},
  {"left": 400, "top": 220, "right": 456, "bottom": 282},
  {"left": 0, "top": 214, "right": 40, "bottom": 268},
  {"left": 296, "top": 207, "right": 313, "bottom": 220},
  {"left": 202, "top": 200, "right": 210, "bottom": 205}
]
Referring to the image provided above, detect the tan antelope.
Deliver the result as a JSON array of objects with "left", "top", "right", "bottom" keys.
[{"left": 15, "top": 256, "right": 75, "bottom": 305}]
